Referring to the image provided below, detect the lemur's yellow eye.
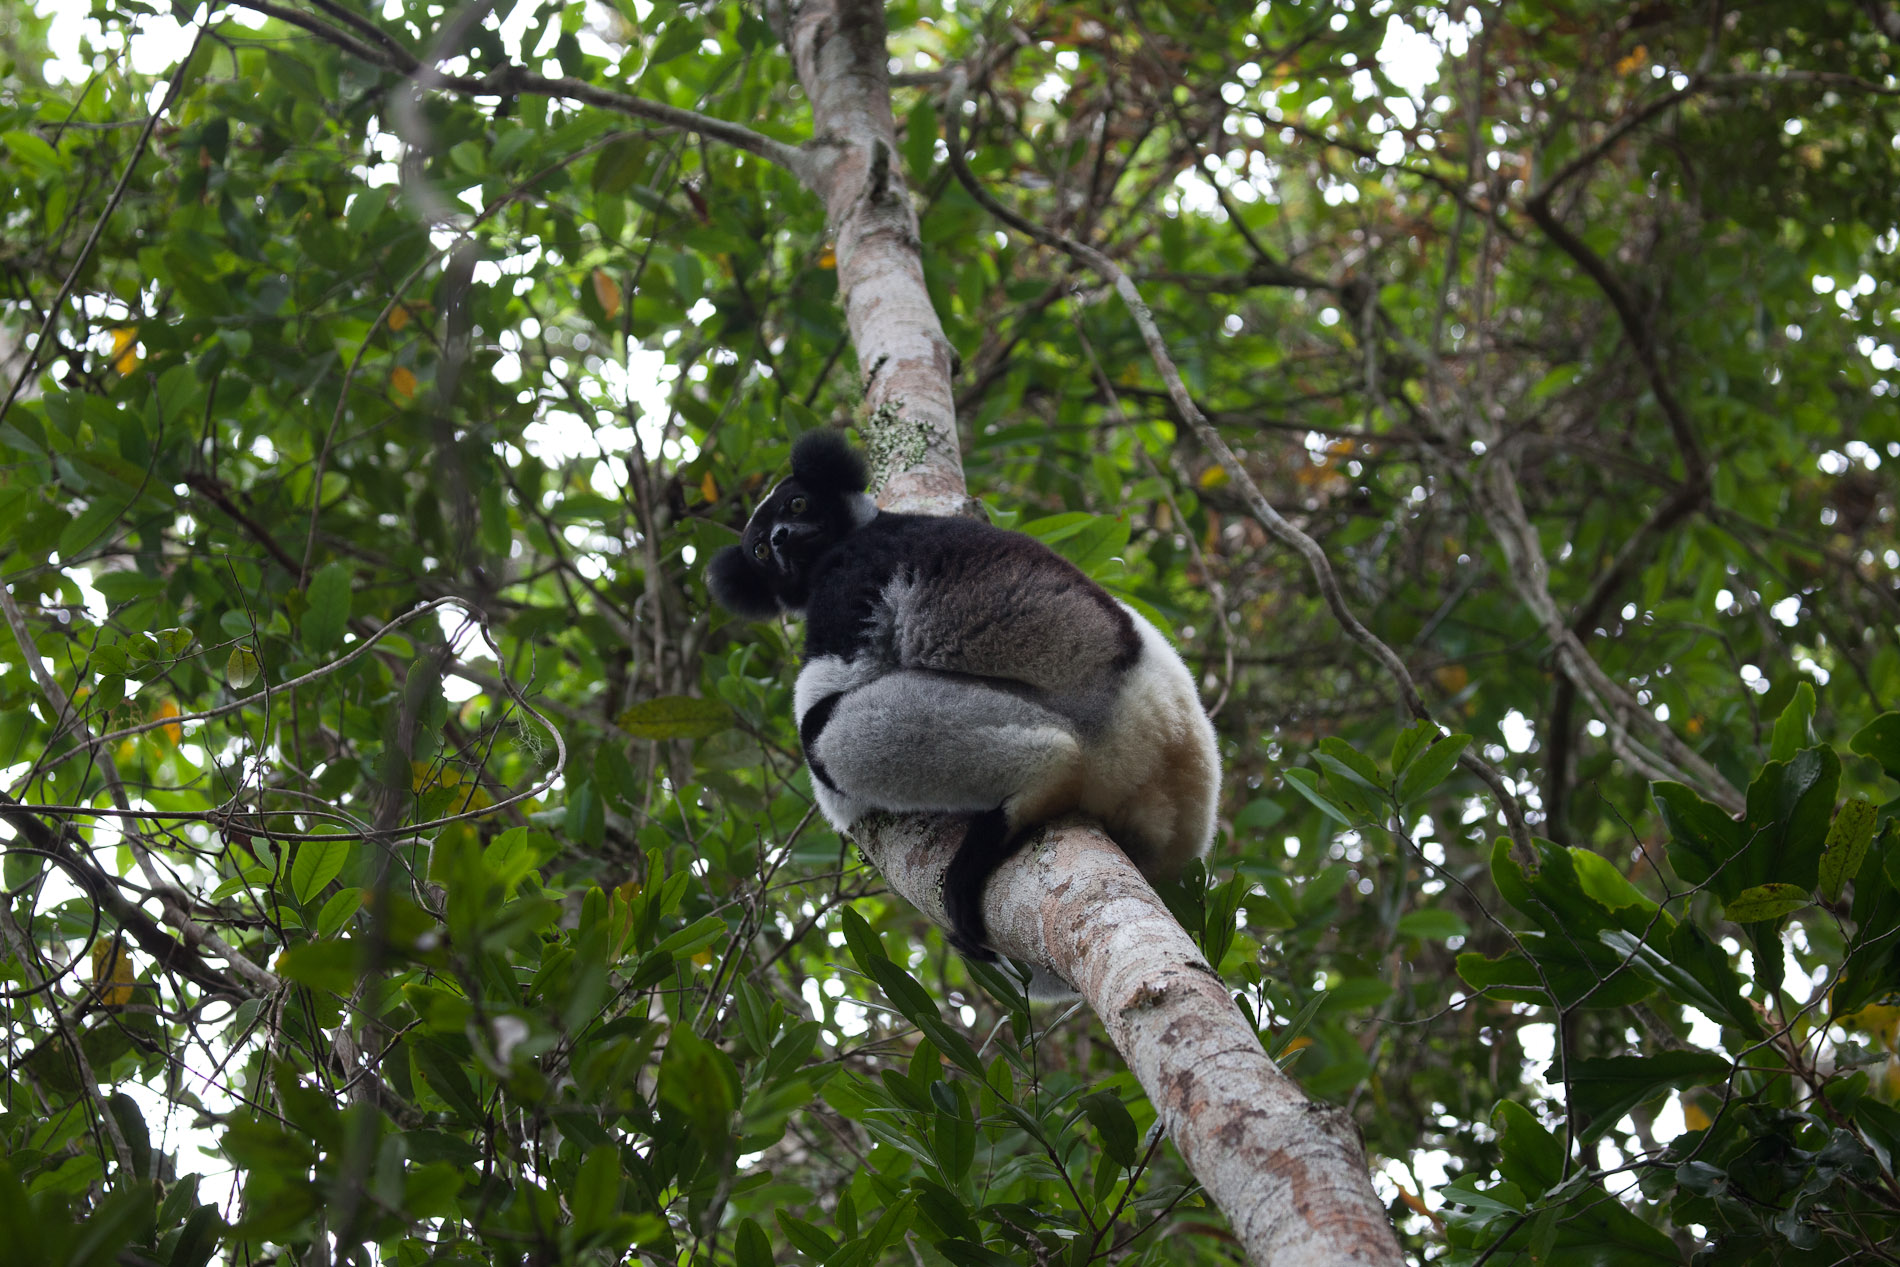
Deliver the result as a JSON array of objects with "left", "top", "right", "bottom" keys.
[
  {"left": 789, "top": 496, "right": 808, "bottom": 513},
  {"left": 753, "top": 542, "right": 769, "bottom": 561}
]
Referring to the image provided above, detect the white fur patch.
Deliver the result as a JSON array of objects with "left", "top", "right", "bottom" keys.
[
  {"left": 793, "top": 654, "right": 881, "bottom": 725},
  {"left": 1071, "top": 606, "right": 1220, "bottom": 878}
]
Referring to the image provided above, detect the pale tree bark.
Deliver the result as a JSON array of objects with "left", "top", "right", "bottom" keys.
[{"left": 773, "top": 3, "right": 1404, "bottom": 1263}]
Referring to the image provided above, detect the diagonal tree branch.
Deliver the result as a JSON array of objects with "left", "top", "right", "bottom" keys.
[
  {"left": 941, "top": 69, "right": 1534, "bottom": 857},
  {"left": 229, "top": 0, "right": 812, "bottom": 178}
]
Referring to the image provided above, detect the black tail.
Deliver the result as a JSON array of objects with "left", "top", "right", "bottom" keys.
[{"left": 942, "top": 807, "right": 1033, "bottom": 961}]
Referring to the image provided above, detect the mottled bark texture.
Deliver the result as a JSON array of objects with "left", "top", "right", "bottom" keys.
[
  {"left": 777, "top": 3, "right": 1403, "bottom": 1262},
  {"left": 776, "top": 0, "right": 970, "bottom": 517},
  {"left": 860, "top": 815, "right": 1405, "bottom": 1267}
]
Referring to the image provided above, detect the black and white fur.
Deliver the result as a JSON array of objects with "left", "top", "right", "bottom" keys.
[{"left": 708, "top": 431, "right": 1219, "bottom": 964}]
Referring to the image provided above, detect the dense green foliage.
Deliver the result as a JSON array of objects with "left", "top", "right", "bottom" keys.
[{"left": 0, "top": 1, "right": 1897, "bottom": 1263}]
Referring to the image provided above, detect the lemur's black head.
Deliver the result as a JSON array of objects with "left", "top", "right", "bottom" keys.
[{"left": 707, "top": 430, "right": 875, "bottom": 618}]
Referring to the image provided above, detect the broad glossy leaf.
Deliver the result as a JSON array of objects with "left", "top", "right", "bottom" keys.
[
  {"left": 1850, "top": 713, "right": 1900, "bottom": 781},
  {"left": 1819, "top": 796, "right": 1876, "bottom": 901},
  {"left": 1567, "top": 1051, "right": 1732, "bottom": 1143},
  {"left": 616, "top": 696, "right": 731, "bottom": 740},
  {"left": 300, "top": 563, "right": 351, "bottom": 653}
]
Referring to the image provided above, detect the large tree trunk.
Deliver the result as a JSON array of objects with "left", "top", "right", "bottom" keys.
[{"left": 776, "top": 4, "right": 1403, "bottom": 1263}]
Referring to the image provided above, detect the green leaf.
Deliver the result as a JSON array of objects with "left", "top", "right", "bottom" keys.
[
  {"left": 778, "top": 397, "right": 821, "bottom": 439},
  {"left": 775, "top": 1211, "right": 836, "bottom": 1260},
  {"left": 647, "top": 18, "right": 702, "bottom": 66},
  {"left": 733, "top": 1218, "right": 774, "bottom": 1267},
  {"left": 616, "top": 695, "right": 731, "bottom": 740},
  {"left": 1850, "top": 712, "right": 1900, "bottom": 780},
  {"left": 275, "top": 939, "right": 363, "bottom": 993},
  {"left": 1397, "top": 908, "right": 1469, "bottom": 940},
  {"left": 315, "top": 888, "right": 363, "bottom": 939},
  {"left": 290, "top": 837, "right": 352, "bottom": 905},
  {"left": 1653, "top": 781, "right": 1744, "bottom": 892},
  {"left": 1078, "top": 1091, "right": 1138, "bottom": 1168},
  {"left": 1389, "top": 718, "right": 1439, "bottom": 777},
  {"left": 937, "top": 1241, "right": 1021, "bottom": 1267},
  {"left": 1317, "top": 737, "right": 1384, "bottom": 788},
  {"left": 1740, "top": 746, "right": 1839, "bottom": 893},
  {"left": 1723, "top": 882, "right": 1811, "bottom": 923},
  {"left": 57, "top": 497, "right": 125, "bottom": 559},
  {"left": 1600, "top": 925, "right": 1761, "bottom": 1037},
  {"left": 1770, "top": 682, "right": 1816, "bottom": 761},
  {"left": 1234, "top": 796, "right": 1286, "bottom": 833},
  {"left": 911, "top": 1179, "right": 980, "bottom": 1242},
  {"left": 863, "top": 954, "right": 984, "bottom": 1076},
  {"left": 932, "top": 1096, "right": 976, "bottom": 1182},
  {"left": 904, "top": 96, "right": 938, "bottom": 182},
  {"left": 1281, "top": 766, "right": 1353, "bottom": 826},
  {"left": 3, "top": 130, "right": 66, "bottom": 176},
  {"left": 1267, "top": 990, "right": 1326, "bottom": 1060},
  {"left": 570, "top": 1145, "right": 622, "bottom": 1237},
  {"left": 1567, "top": 1051, "right": 1732, "bottom": 1143},
  {"left": 657, "top": 1024, "right": 738, "bottom": 1158},
  {"left": 1492, "top": 1100, "right": 1563, "bottom": 1193},
  {"left": 1396, "top": 733, "right": 1470, "bottom": 804},
  {"left": 1820, "top": 796, "right": 1877, "bottom": 902},
  {"left": 301, "top": 563, "right": 352, "bottom": 653},
  {"left": 410, "top": 1037, "right": 483, "bottom": 1121}
]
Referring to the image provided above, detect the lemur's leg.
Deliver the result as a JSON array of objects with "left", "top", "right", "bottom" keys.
[{"left": 802, "top": 668, "right": 1083, "bottom": 955}]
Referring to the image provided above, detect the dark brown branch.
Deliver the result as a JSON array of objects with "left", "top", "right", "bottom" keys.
[
  {"left": 230, "top": 1, "right": 809, "bottom": 175},
  {"left": 943, "top": 70, "right": 1533, "bottom": 856},
  {"left": 1544, "top": 477, "right": 1708, "bottom": 835},
  {"left": 1520, "top": 196, "right": 1708, "bottom": 480},
  {"left": 0, "top": 791, "right": 243, "bottom": 998}
]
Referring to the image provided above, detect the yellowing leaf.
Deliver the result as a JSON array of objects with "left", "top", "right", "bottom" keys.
[
  {"left": 692, "top": 949, "right": 715, "bottom": 966},
  {"left": 109, "top": 327, "right": 140, "bottom": 375},
  {"left": 1615, "top": 44, "right": 1648, "bottom": 76},
  {"left": 1434, "top": 664, "right": 1470, "bottom": 693},
  {"left": 617, "top": 695, "right": 731, "bottom": 740},
  {"left": 817, "top": 245, "right": 836, "bottom": 269},
  {"left": 1723, "top": 882, "right": 1810, "bottom": 924},
  {"left": 92, "top": 938, "right": 135, "bottom": 1007},
  {"left": 1680, "top": 1096, "right": 1711, "bottom": 1132},
  {"left": 153, "top": 698, "right": 182, "bottom": 745},
  {"left": 700, "top": 471, "right": 718, "bottom": 502},
  {"left": 411, "top": 760, "right": 463, "bottom": 792},
  {"left": 388, "top": 304, "right": 410, "bottom": 332},
  {"left": 592, "top": 268, "right": 623, "bottom": 317},
  {"left": 1840, "top": 1002, "right": 1900, "bottom": 1047},
  {"left": 227, "top": 644, "right": 260, "bottom": 689},
  {"left": 1197, "top": 465, "right": 1229, "bottom": 489},
  {"left": 390, "top": 366, "right": 417, "bottom": 400}
]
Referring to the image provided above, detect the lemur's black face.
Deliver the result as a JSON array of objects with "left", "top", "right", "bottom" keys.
[
  {"left": 736, "top": 476, "right": 860, "bottom": 605},
  {"left": 706, "top": 429, "right": 872, "bottom": 619}
]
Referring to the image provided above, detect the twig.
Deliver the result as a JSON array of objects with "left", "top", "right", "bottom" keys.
[
  {"left": 229, "top": 1, "right": 809, "bottom": 176},
  {"left": 0, "top": 26, "right": 206, "bottom": 434},
  {"left": 943, "top": 69, "right": 1532, "bottom": 854}
]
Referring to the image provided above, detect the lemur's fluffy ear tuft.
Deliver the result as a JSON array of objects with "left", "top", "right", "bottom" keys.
[
  {"left": 706, "top": 546, "right": 780, "bottom": 619},
  {"left": 790, "top": 429, "right": 867, "bottom": 494}
]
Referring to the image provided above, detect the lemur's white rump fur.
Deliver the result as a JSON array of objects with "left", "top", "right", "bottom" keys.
[{"left": 795, "top": 602, "right": 1218, "bottom": 880}]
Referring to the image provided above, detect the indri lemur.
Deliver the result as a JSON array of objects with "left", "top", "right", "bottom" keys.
[{"left": 707, "top": 431, "right": 1219, "bottom": 961}]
